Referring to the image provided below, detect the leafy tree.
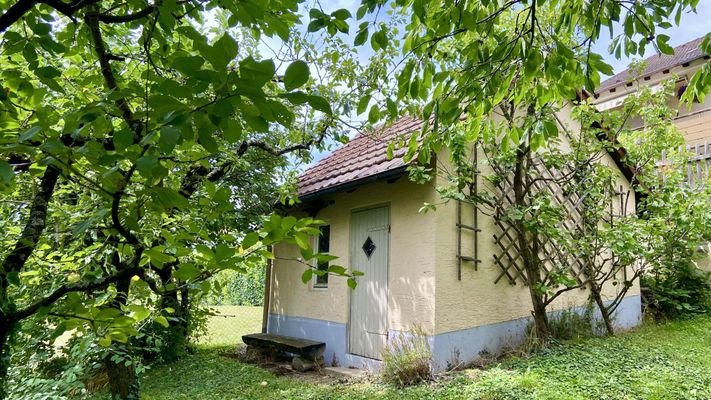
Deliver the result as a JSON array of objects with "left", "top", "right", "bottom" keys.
[
  {"left": 347, "top": 0, "right": 708, "bottom": 339},
  {"left": 0, "top": 0, "right": 363, "bottom": 398}
]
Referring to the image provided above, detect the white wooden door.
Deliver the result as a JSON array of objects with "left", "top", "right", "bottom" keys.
[{"left": 349, "top": 206, "right": 389, "bottom": 359}]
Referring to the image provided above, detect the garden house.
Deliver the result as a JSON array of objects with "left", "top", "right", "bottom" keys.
[{"left": 264, "top": 106, "right": 643, "bottom": 371}]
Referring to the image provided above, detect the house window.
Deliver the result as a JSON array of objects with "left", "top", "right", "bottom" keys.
[{"left": 315, "top": 225, "right": 330, "bottom": 288}]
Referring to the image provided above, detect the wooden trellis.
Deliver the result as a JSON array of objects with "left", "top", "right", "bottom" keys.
[{"left": 491, "top": 161, "right": 622, "bottom": 286}]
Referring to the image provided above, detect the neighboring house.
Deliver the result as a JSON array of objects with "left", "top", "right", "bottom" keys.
[
  {"left": 595, "top": 35, "right": 711, "bottom": 272},
  {"left": 264, "top": 104, "right": 642, "bottom": 371},
  {"left": 594, "top": 36, "right": 711, "bottom": 147}
]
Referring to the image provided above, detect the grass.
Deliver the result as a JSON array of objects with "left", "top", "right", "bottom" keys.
[
  {"left": 193, "top": 305, "right": 263, "bottom": 348},
  {"left": 139, "top": 316, "right": 711, "bottom": 400}
]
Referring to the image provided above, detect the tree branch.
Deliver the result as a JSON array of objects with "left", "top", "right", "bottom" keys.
[
  {"left": 1, "top": 165, "right": 60, "bottom": 275},
  {"left": 7, "top": 265, "right": 142, "bottom": 323},
  {"left": 98, "top": 5, "right": 156, "bottom": 23},
  {"left": 85, "top": 8, "right": 141, "bottom": 139},
  {"left": 236, "top": 121, "right": 331, "bottom": 157},
  {"left": 0, "top": 0, "right": 101, "bottom": 33}
]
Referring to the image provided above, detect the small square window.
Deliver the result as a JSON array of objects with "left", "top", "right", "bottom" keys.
[{"left": 315, "top": 225, "right": 330, "bottom": 288}]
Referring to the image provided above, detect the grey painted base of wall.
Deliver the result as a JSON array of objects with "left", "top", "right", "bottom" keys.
[
  {"left": 431, "top": 294, "right": 642, "bottom": 370},
  {"left": 266, "top": 314, "right": 382, "bottom": 370},
  {"left": 267, "top": 295, "right": 642, "bottom": 372}
]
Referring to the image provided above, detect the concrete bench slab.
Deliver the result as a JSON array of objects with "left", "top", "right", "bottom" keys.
[{"left": 242, "top": 333, "right": 326, "bottom": 361}]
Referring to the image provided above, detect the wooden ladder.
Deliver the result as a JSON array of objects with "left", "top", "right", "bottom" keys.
[{"left": 456, "top": 147, "right": 482, "bottom": 280}]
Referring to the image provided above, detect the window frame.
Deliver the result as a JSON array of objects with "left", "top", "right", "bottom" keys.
[{"left": 313, "top": 224, "right": 330, "bottom": 289}]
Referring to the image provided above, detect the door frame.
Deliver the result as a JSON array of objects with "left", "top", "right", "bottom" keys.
[{"left": 346, "top": 203, "right": 391, "bottom": 359}]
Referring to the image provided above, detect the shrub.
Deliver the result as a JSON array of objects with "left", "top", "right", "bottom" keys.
[
  {"left": 642, "top": 260, "right": 711, "bottom": 319},
  {"left": 547, "top": 305, "right": 598, "bottom": 340},
  {"left": 381, "top": 327, "right": 432, "bottom": 387}
]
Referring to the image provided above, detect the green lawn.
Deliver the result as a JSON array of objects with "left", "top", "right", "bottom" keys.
[
  {"left": 193, "top": 305, "right": 263, "bottom": 347},
  {"left": 141, "top": 317, "right": 711, "bottom": 400}
]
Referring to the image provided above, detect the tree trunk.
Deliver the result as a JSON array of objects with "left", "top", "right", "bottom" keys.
[
  {"left": 106, "top": 343, "right": 138, "bottom": 400},
  {"left": 154, "top": 267, "right": 189, "bottom": 362},
  {"left": 590, "top": 286, "right": 615, "bottom": 335},
  {"left": 0, "top": 319, "right": 13, "bottom": 399},
  {"left": 158, "top": 290, "right": 188, "bottom": 362},
  {"left": 512, "top": 145, "right": 551, "bottom": 341},
  {"left": 105, "top": 275, "right": 139, "bottom": 399},
  {"left": 527, "top": 283, "right": 550, "bottom": 340}
]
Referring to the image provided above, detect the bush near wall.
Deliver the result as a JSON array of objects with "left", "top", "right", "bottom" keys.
[{"left": 642, "top": 261, "right": 711, "bottom": 319}]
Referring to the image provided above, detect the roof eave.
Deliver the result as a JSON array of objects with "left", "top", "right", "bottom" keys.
[{"left": 297, "top": 165, "right": 409, "bottom": 203}]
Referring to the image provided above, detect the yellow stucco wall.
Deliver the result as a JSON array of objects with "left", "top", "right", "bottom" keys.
[
  {"left": 271, "top": 106, "right": 640, "bottom": 338},
  {"left": 269, "top": 177, "right": 438, "bottom": 334},
  {"left": 433, "top": 107, "right": 639, "bottom": 334}
]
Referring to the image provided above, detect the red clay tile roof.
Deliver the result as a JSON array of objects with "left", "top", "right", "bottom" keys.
[
  {"left": 598, "top": 36, "right": 707, "bottom": 93},
  {"left": 298, "top": 116, "right": 423, "bottom": 198}
]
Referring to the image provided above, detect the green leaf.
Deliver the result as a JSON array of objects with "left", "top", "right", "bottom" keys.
[
  {"left": 356, "top": 5, "right": 367, "bottom": 19},
  {"left": 242, "top": 232, "right": 260, "bottom": 249},
  {"left": 215, "top": 243, "right": 235, "bottom": 262},
  {"left": 461, "top": 10, "right": 478, "bottom": 31},
  {"left": 198, "top": 129, "right": 219, "bottom": 153},
  {"left": 34, "top": 66, "right": 61, "bottom": 79},
  {"left": 152, "top": 187, "right": 190, "bottom": 210},
  {"left": 301, "top": 268, "right": 314, "bottom": 284},
  {"left": 386, "top": 97, "right": 397, "bottom": 117},
  {"left": 113, "top": 129, "right": 134, "bottom": 151},
  {"left": 331, "top": 9, "right": 351, "bottom": 20},
  {"left": 95, "top": 308, "right": 122, "bottom": 322},
  {"left": 239, "top": 57, "right": 275, "bottom": 87},
  {"left": 0, "top": 160, "right": 14, "bottom": 186},
  {"left": 145, "top": 247, "right": 176, "bottom": 267},
  {"left": 129, "top": 305, "right": 151, "bottom": 322},
  {"left": 98, "top": 336, "right": 112, "bottom": 347},
  {"left": 307, "top": 18, "right": 327, "bottom": 32},
  {"left": 656, "top": 34, "right": 674, "bottom": 55},
  {"left": 357, "top": 95, "right": 371, "bottom": 115},
  {"left": 207, "top": 34, "right": 238, "bottom": 70},
  {"left": 283, "top": 60, "right": 310, "bottom": 91},
  {"left": 136, "top": 155, "right": 159, "bottom": 178},
  {"left": 172, "top": 56, "right": 204, "bottom": 76},
  {"left": 223, "top": 119, "right": 243, "bottom": 143},
  {"left": 307, "top": 95, "right": 332, "bottom": 115},
  {"left": 174, "top": 263, "right": 201, "bottom": 281},
  {"left": 281, "top": 91, "right": 308, "bottom": 105},
  {"left": 368, "top": 105, "right": 380, "bottom": 123},
  {"left": 155, "top": 316, "right": 170, "bottom": 328},
  {"left": 354, "top": 27, "right": 369, "bottom": 46},
  {"left": 327, "top": 265, "right": 346, "bottom": 275},
  {"left": 159, "top": 126, "right": 181, "bottom": 153},
  {"left": 347, "top": 278, "right": 357, "bottom": 289},
  {"left": 294, "top": 232, "right": 310, "bottom": 250},
  {"left": 19, "top": 126, "right": 41, "bottom": 142},
  {"left": 371, "top": 29, "right": 387, "bottom": 51}
]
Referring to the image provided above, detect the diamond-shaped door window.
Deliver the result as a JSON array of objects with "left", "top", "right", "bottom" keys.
[{"left": 362, "top": 236, "right": 376, "bottom": 259}]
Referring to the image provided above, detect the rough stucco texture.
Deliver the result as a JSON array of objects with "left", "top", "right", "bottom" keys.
[
  {"left": 433, "top": 107, "right": 639, "bottom": 334},
  {"left": 271, "top": 105, "right": 641, "bottom": 347},
  {"left": 270, "top": 177, "right": 438, "bottom": 334}
]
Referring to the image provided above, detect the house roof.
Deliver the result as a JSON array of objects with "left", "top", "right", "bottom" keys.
[
  {"left": 298, "top": 116, "right": 423, "bottom": 199},
  {"left": 597, "top": 36, "right": 707, "bottom": 93},
  {"left": 298, "top": 114, "right": 637, "bottom": 201}
]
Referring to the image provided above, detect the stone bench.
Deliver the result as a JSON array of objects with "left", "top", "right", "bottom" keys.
[{"left": 242, "top": 333, "right": 326, "bottom": 371}]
